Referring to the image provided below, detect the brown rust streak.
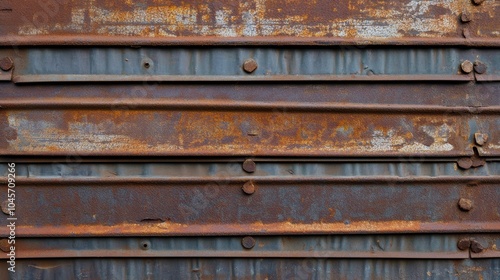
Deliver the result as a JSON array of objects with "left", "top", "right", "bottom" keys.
[
  {"left": 1, "top": 109, "right": 477, "bottom": 156},
  {"left": 1, "top": 0, "right": 498, "bottom": 44},
  {"left": 3, "top": 221, "right": 500, "bottom": 237}
]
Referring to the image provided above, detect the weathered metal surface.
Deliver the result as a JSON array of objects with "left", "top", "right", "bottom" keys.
[
  {"left": 0, "top": 0, "right": 499, "bottom": 45},
  {"left": 2, "top": 258, "right": 500, "bottom": 280},
  {"left": 1, "top": 162, "right": 499, "bottom": 237},
  {"left": 0, "top": 47, "right": 497, "bottom": 82},
  {"left": 2, "top": 107, "right": 499, "bottom": 157},
  {"left": 1, "top": 234, "right": 482, "bottom": 259},
  {"left": 0, "top": 1, "right": 498, "bottom": 277}
]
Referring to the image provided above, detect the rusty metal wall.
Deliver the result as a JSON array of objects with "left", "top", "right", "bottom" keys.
[{"left": 0, "top": 0, "right": 499, "bottom": 279}]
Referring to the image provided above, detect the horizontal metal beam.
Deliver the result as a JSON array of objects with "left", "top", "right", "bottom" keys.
[{"left": 11, "top": 74, "right": 475, "bottom": 83}]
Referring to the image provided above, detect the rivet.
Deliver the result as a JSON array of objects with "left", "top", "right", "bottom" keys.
[
  {"left": 474, "top": 133, "right": 488, "bottom": 146},
  {"left": 460, "top": 60, "right": 474, "bottom": 73},
  {"left": 473, "top": 61, "right": 487, "bottom": 74},
  {"left": 0, "top": 57, "right": 13, "bottom": 71},
  {"left": 457, "top": 238, "right": 471, "bottom": 250},
  {"left": 242, "top": 159, "right": 256, "bottom": 173},
  {"left": 472, "top": 0, "right": 485, "bottom": 5},
  {"left": 0, "top": 239, "right": 9, "bottom": 252},
  {"left": 1, "top": 201, "right": 9, "bottom": 215},
  {"left": 458, "top": 198, "right": 473, "bottom": 211},
  {"left": 241, "top": 236, "right": 256, "bottom": 249},
  {"left": 457, "top": 158, "right": 473, "bottom": 170},
  {"left": 470, "top": 240, "right": 484, "bottom": 253},
  {"left": 140, "top": 240, "right": 151, "bottom": 250},
  {"left": 243, "top": 59, "right": 258, "bottom": 73},
  {"left": 242, "top": 181, "right": 255, "bottom": 195},
  {"left": 460, "top": 12, "right": 472, "bottom": 23}
]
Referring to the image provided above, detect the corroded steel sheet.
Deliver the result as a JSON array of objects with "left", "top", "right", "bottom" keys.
[
  {"left": 2, "top": 258, "right": 500, "bottom": 280},
  {"left": 0, "top": 0, "right": 499, "bottom": 45},
  {"left": 2, "top": 108, "right": 499, "bottom": 157},
  {"left": 1, "top": 162, "right": 499, "bottom": 237}
]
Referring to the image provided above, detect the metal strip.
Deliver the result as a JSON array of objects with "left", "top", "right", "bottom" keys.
[
  {"left": 476, "top": 75, "right": 500, "bottom": 82},
  {"left": 11, "top": 74, "right": 474, "bottom": 83},
  {"left": 472, "top": 251, "right": 500, "bottom": 259},
  {"left": 1, "top": 36, "right": 500, "bottom": 47},
  {"left": 5, "top": 176, "right": 500, "bottom": 185},
  {"left": 3, "top": 99, "right": 497, "bottom": 114},
  {"left": 2, "top": 250, "right": 469, "bottom": 260},
  {"left": 3, "top": 222, "right": 500, "bottom": 237}
]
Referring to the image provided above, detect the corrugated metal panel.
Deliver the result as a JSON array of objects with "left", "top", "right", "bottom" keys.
[
  {"left": 3, "top": 259, "right": 500, "bottom": 280},
  {"left": 0, "top": 0, "right": 499, "bottom": 279}
]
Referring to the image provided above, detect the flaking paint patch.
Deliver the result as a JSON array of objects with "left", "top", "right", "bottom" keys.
[{"left": 15, "top": 0, "right": 470, "bottom": 38}]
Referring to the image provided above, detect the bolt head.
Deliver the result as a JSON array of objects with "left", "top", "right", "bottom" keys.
[
  {"left": 241, "top": 236, "right": 256, "bottom": 249},
  {"left": 0, "top": 239, "right": 9, "bottom": 252},
  {"left": 457, "top": 158, "right": 473, "bottom": 170},
  {"left": 472, "top": 0, "right": 485, "bottom": 5},
  {"left": 242, "top": 181, "right": 256, "bottom": 195},
  {"left": 243, "top": 59, "right": 258, "bottom": 73},
  {"left": 470, "top": 240, "right": 484, "bottom": 253},
  {"left": 1, "top": 201, "right": 9, "bottom": 215},
  {"left": 458, "top": 198, "right": 473, "bottom": 211},
  {"left": 474, "top": 133, "right": 488, "bottom": 146},
  {"left": 460, "top": 12, "right": 472, "bottom": 23},
  {"left": 457, "top": 238, "right": 471, "bottom": 250},
  {"left": 473, "top": 61, "right": 487, "bottom": 74},
  {"left": 460, "top": 60, "right": 474, "bottom": 73},
  {"left": 0, "top": 57, "right": 13, "bottom": 71},
  {"left": 242, "top": 159, "right": 256, "bottom": 173}
]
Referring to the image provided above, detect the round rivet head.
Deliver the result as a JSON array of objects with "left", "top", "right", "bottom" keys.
[
  {"left": 0, "top": 57, "right": 13, "bottom": 71},
  {"left": 473, "top": 61, "right": 487, "bottom": 74},
  {"left": 242, "top": 181, "right": 255, "bottom": 195},
  {"left": 457, "top": 158, "right": 473, "bottom": 170},
  {"left": 1, "top": 201, "right": 9, "bottom": 215},
  {"left": 243, "top": 59, "right": 258, "bottom": 73},
  {"left": 242, "top": 159, "right": 256, "bottom": 173},
  {"left": 470, "top": 240, "right": 484, "bottom": 253},
  {"left": 460, "top": 12, "right": 472, "bottom": 23},
  {"left": 474, "top": 133, "right": 488, "bottom": 146},
  {"left": 241, "top": 236, "right": 256, "bottom": 249},
  {"left": 457, "top": 238, "right": 471, "bottom": 250},
  {"left": 472, "top": 0, "right": 484, "bottom": 5},
  {"left": 458, "top": 198, "right": 473, "bottom": 211},
  {"left": 460, "top": 60, "right": 474, "bottom": 73},
  {"left": 0, "top": 239, "right": 9, "bottom": 252}
]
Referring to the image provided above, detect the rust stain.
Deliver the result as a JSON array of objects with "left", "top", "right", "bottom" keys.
[
  {"left": 4, "top": 0, "right": 498, "bottom": 40},
  {"left": 0, "top": 109, "right": 476, "bottom": 156}
]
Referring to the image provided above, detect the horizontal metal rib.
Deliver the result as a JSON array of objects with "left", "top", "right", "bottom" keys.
[
  {"left": 11, "top": 74, "right": 474, "bottom": 83},
  {"left": 2, "top": 99, "right": 499, "bottom": 113},
  {"left": 2, "top": 36, "right": 500, "bottom": 47},
  {"left": 3, "top": 250, "right": 468, "bottom": 260},
  {"left": 3, "top": 222, "right": 500, "bottom": 237},
  {"left": 5, "top": 176, "right": 500, "bottom": 185}
]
